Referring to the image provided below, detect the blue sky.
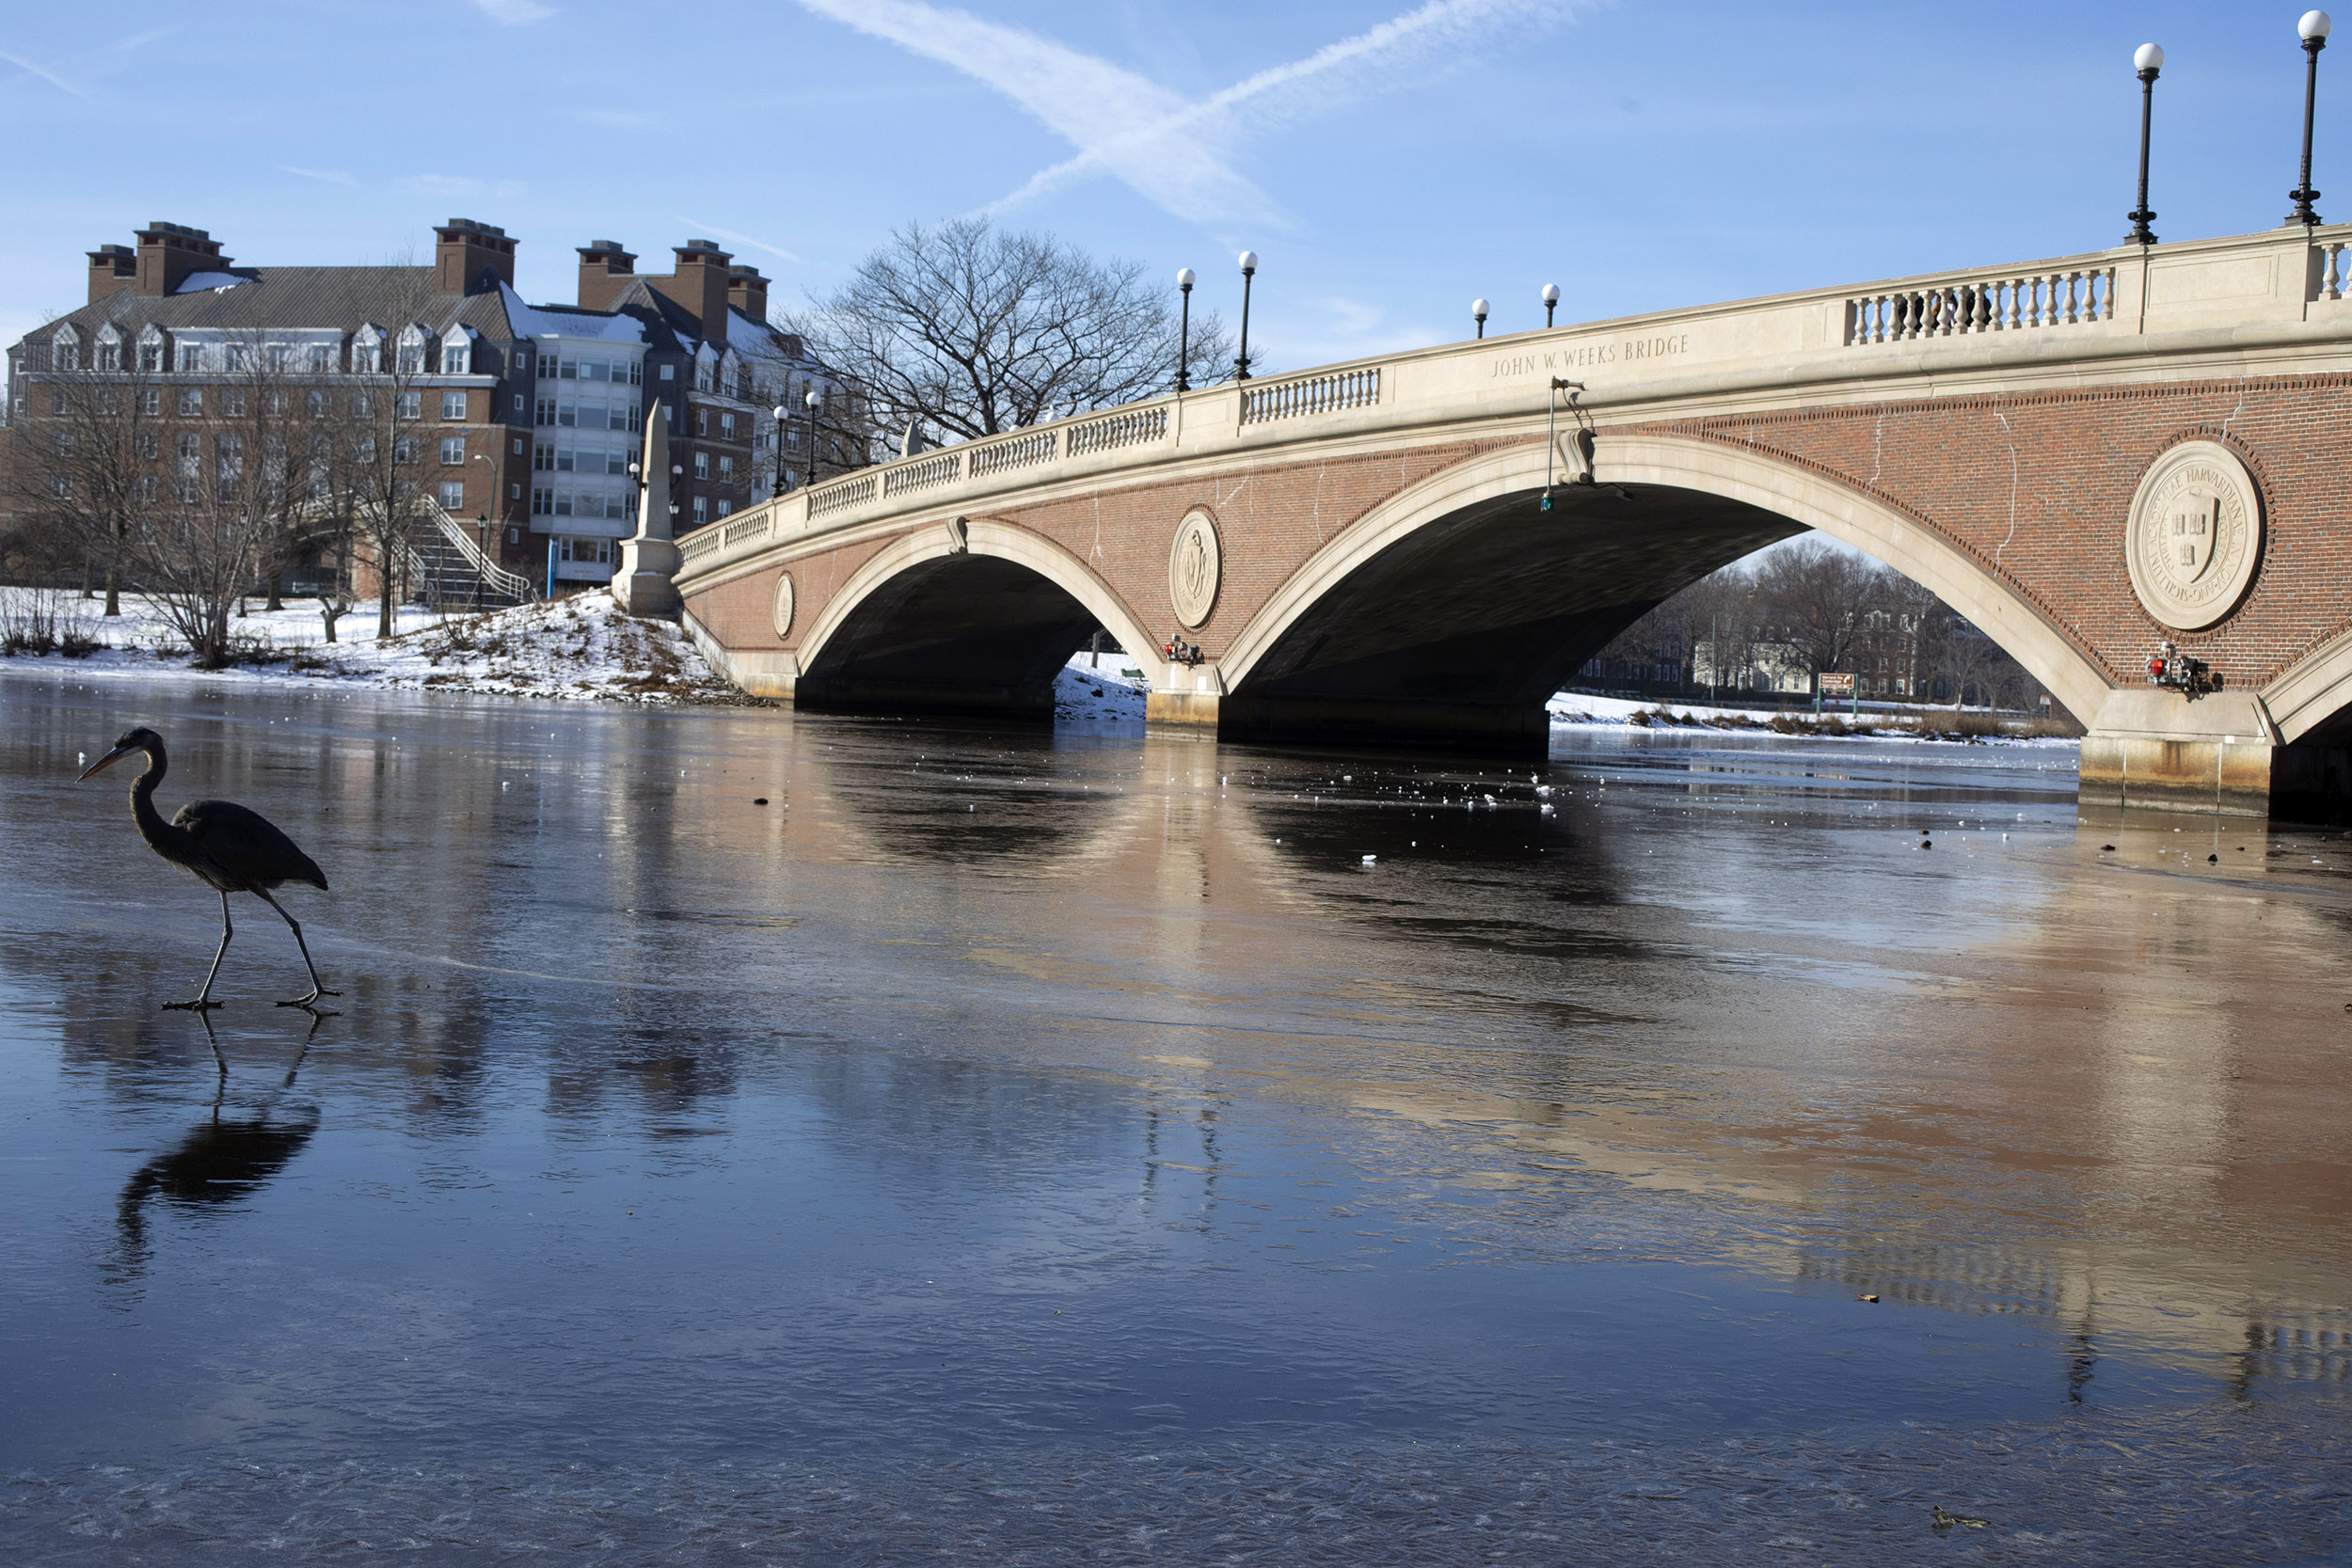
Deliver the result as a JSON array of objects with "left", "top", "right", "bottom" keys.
[{"left": 3, "top": 2, "right": 2344, "bottom": 368}]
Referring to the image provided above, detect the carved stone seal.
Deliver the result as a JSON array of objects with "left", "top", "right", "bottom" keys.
[
  {"left": 1168, "top": 508, "right": 1221, "bottom": 629},
  {"left": 2125, "top": 440, "right": 2261, "bottom": 631},
  {"left": 772, "top": 572, "right": 796, "bottom": 639}
]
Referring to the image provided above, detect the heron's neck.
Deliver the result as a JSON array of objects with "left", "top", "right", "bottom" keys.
[{"left": 127, "top": 744, "right": 192, "bottom": 861}]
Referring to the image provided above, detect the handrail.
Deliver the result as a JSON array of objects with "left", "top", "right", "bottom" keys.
[{"left": 423, "top": 501, "right": 538, "bottom": 601}]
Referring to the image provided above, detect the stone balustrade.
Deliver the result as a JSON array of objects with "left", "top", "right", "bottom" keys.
[{"left": 1848, "top": 267, "right": 2120, "bottom": 345}]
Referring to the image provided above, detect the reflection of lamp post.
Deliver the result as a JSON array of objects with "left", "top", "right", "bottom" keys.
[
  {"left": 2290, "top": 10, "right": 2333, "bottom": 226},
  {"left": 1175, "top": 267, "right": 1196, "bottom": 392},
  {"left": 803, "top": 385, "right": 823, "bottom": 488},
  {"left": 2127, "top": 42, "right": 2163, "bottom": 245},
  {"left": 1471, "top": 297, "right": 1489, "bottom": 340},
  {"left": 1542, "top": 283, "right": 1559, "bottom": 327},
  {"left": 1234, "top": 251, "right": 1258, "bottom": 381},
  {"left": 771, "top": 403, "right": 789, "bottom": 497}
]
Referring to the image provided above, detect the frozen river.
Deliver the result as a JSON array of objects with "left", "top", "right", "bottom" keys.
[{"left": 2, "top": 673, "right": 2347, "bottom": 1564}]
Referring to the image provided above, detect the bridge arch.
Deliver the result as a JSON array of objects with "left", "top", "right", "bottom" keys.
[
  {"left": 1216, "top": 434, "right": 2113, "bottom": 741},
  {"left": 793, "top": 517, "right": 1159, "bottom": 717}
]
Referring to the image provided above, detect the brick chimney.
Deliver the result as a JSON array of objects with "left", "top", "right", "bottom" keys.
[
  {"left": 649, "top": 239, "right": 733, "bottom": 346},
  {"left": 132, "top": 223, "right": 229, "bottom": 297},
  {"left": 434, "top": 218, "right": 516, "bottom": 295},
  {"left": 726, "top": 264, "right": 770, "bottom": 325},
  {"left": 577, "top": 240, "right": 637, "bottom": 311},
  {"left": 87, "top": 245, "right": 136, "bottom": 304}
]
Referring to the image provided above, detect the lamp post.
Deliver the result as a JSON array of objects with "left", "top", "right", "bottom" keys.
[
  {"left": 1471, "top": 298, "right": 1489, "bottom": 340},
  {"left": 1175, "top": 267, "right": 1196, "bottom": 392},
  {"left": 2128, "top": 42, "right": 2164, "bottom": 245},
  {"left": 2290, "top": 10, "right": 2333, "bottom": 226},
  {"left": 1234, "top": 250, "right": 1258, "bottom": 381},
  {"left": 1542, "top": 283, "right": 1559, "bottom": 328},
  {"left": 771, "top": 404, "right": 789, "bottom": 497},
  {"left": 803, "top": 385, "right": 823, "bottom": 488}
]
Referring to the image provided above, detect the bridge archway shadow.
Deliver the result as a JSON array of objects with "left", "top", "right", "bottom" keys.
[
  {"left": 795, "top": 523, "right": 1155, "bottom": 722},
  {"left": 1213, "top": 436, "right": 2110, "bottom": 756}
]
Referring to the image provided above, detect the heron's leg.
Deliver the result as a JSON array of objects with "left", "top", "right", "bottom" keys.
[
  {"left": 164, "top": 891, "right": 231, "bottom": 1013},
  {"left": 255, "top": 889, "right": 340, "bottom": 1013}
]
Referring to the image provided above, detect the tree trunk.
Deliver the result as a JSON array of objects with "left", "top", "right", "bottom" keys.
[{"left": 264, "top": 568, "right": 283, "bottom": 612}]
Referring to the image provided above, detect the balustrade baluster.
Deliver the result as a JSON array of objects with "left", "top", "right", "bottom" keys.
[
  {"left": 2065, "top": 271, "right": 2082, "bottom": 324},
  {"left": 2008, "top": 278, "right": 2024, "bottom": 329}
]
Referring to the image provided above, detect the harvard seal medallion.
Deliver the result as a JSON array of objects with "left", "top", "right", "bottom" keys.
[
  {"left": 2124, "top": 440, "right": 2261, "bottom": 632},
  {"left": 772, "top": 572, "right": 796, "bottom": 639},
  {"left": 1168, "top": 509, "right": 1221, "bottom": 629}
]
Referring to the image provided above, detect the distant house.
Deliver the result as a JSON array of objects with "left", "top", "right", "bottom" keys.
[{"left": 7, "top": 220, "right": 857, "bottom": 592}]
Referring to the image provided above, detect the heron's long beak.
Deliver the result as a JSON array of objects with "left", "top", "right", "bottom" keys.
[{"left": 78, "top": 744, "right": 135, "bottom": 782}]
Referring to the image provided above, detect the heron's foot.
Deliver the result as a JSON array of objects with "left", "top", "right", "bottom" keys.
[
  {"left": 163, "top": 997, "right": 224, "bottom": 1013},
  {"left": 276, "top": 989, "right": 341, "bottom": 1017}
]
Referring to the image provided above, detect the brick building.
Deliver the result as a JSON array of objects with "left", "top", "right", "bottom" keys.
[{"left": 7, "top": 219, "right": 854, "bottom": 594}]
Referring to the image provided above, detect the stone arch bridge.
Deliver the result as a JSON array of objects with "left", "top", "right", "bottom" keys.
[{"left": 673, "top": 226, "right": 2352, "bottom": 819}]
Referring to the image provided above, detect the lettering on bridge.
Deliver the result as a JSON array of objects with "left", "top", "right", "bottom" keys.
[{"left": 1487, "top": 330, "right": 1693, "bottom": 380}]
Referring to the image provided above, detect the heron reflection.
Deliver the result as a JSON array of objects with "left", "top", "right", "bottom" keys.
[{"left": 113, "top": 1027, "right": 321, "bottom": 1280}]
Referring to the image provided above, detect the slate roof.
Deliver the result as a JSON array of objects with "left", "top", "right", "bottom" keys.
[{"left": 14, "top": 267, "right": 517, "bottom": 359}]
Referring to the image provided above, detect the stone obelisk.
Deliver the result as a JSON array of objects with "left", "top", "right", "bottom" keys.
[{"left": 612, "top": 399, "right": 682, "bottom": 619}]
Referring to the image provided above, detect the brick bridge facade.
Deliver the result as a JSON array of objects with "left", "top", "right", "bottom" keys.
[{"left": 671, "top": 227, "right": 2352, "bottom": 818}]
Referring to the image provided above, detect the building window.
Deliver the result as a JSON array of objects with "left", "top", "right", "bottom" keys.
[
  {"left": 716, "top": 499, "right": 733, "bottom": 518},
  {"left": 532, "top": 486, "right": 553, "bottom": 515},
  {"left": 393, "top": 436, "right": 418, "bottom": 466},
  {"left": 306, "top": 389, "right": 326, "bottom": 417},
  {"left": 720, "top": 412, "right": 736, "bottom": 439},
  {"left": 509, "top": 483, "right": 521, "bottom": 501},
  {"left": 48, "top": 474, "right": 70, "bottom": 499},
  {"left": 440, "top": 436, "right": 465, "bottom": 466},
  {"left": 786, "top": 426, "right": 800, "bottom": 451},
  {"left": 179, "top": 343, "right": 204, "bottom": 372},
  {"left": 660, "top": 364, "right": 674, "bottom": 381},
  {"left": 351, "top": 390, "right": 374, "bottom": 419},
  {"left": 695, "top": 408, "right": 708, "bottom": 436},
  {"left": 51, "top": 389, "right": 67, "bottom": 416},
  {"left": 441, "top": 391, "right": 467, "bottom": 420},
  {"left": 442, "top": 341, "right": 469, "bottom": 375},
  {"left": 718, "top": 455, "right": 734, "bottom": 479},
  {"left": 177, "top": 388, "right": 203, "bottom": 417},
  {"left": 535, "top": 396, "right": 556, "bottom": 427},
  {"left": 438, "top": 481, "right": 465, "bottom": 510},
  {"left": 139, "top": 342, "right": 162, "bottom": 372},
  {"left": 513, "top": 393, "right": 524, "bottom": 414},
  {"left": 692, "top": 452, "right": 709, "bottom": 480},
  {"left": 221, "top": 388, "right": 247, "bottom": 417},
  {"left": 134, "top": 474, "right": 155, "bottom": 502},
  {"left": 691, "top": 496, "right": 707, "bottom": 524},
  {"left": 94, "top": 341, "right": 119, "bottom": 372},
  {"left": 397, "top": 390, "right": 422, "bottom": 420},
  {"left": 307, "top": 345, "right": 331, "bottom": 373}
]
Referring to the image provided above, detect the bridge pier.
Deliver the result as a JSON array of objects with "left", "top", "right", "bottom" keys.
[{"left": 2081, "top": 691, "right": 2349, "bottom": 821}]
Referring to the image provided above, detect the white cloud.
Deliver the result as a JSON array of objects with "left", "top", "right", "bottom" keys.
[
  {"left": 797, "top": 0, "right": 1579, "bottom": 226},
  {"left": 282, "top": 166, "right": 358, "bottom": 186},
  {"left": 472, "top": 0, "right": 555, "bottom": 23},
  {"left": 398, "top": 173, "right": 524, "bottom": 201},
  {"left": 0, "top": 49, "right": 94, "bottom": 101}
]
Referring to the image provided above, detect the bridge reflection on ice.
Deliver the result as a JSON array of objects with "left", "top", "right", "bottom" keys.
[{"left": 4, "top": 680, "right": 2349, "bottom": 1563}]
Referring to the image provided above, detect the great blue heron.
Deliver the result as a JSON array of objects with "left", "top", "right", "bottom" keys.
[{"left": 79, "top": 727, "right": 338, "bottom": 1014}]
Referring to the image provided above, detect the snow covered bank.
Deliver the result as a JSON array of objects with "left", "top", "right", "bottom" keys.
[
  {"left": 1547, "top": 689, "right": 2077, "bottom": 745},
  {"left": 0, "top": 588, "right": 739, "bottom": 705}
]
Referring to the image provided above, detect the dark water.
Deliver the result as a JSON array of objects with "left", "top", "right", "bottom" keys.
[{"left": 2, "top": 673, "right": 2347, "bottom": 1565}]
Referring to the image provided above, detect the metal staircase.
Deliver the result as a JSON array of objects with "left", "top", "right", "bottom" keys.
[{"left": 401, "top": 504, "right": 537, "bottom": 612}]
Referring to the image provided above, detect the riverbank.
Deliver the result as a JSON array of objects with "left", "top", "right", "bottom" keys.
[{"left": 0, "top": 587, "right": 2075, "bottom": 739}]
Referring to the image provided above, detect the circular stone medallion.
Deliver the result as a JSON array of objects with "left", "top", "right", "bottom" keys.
[
  {"left": 771, "top": 572, "right": 796, "bottom": 639},
  {"left": 2124, "top": 440, "right": 2262, "bottom": 631},
  {"left": 1168, "top": 509, "right": 1221, "bottom": 629}
]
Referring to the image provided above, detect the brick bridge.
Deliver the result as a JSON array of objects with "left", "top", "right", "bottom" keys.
[{"left": 671, "top": 226, "right": 2352, "bottom": 818}]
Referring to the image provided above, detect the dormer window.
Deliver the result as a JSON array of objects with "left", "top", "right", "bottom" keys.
[
  {"left": 50, "top": 326, "right": 79, "bottom": 372},
  {"left": 178, "top": 342, "right": 205, "bottom": 372},
  {"left": 93, "top": 325, "right": 122, "bottom": 372},
  {"left": 440, "top": 326, "right": 472, "bottom": 375},
  {"left": 353, "top": 325, "right": 384, "bottom": 374},
  {"left": 137, "top": 325, "right": 165, "bottom": 372},
  {"left": 396, "top": 325, "right": 429, "bottom": 374}
]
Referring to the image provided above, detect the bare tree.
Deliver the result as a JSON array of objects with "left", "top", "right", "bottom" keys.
[
  {"left": 1751, "top": 538, "right": 1885, "bottom": 689},
  {"left": 5, "top": 354, "right": 167, "bottom": 616},
  {"left": 786, "top": 217, "right": 1235, "bottom": 450},
  {"left": 330, "top": 273, "right": 441, "bottom": 638}
]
